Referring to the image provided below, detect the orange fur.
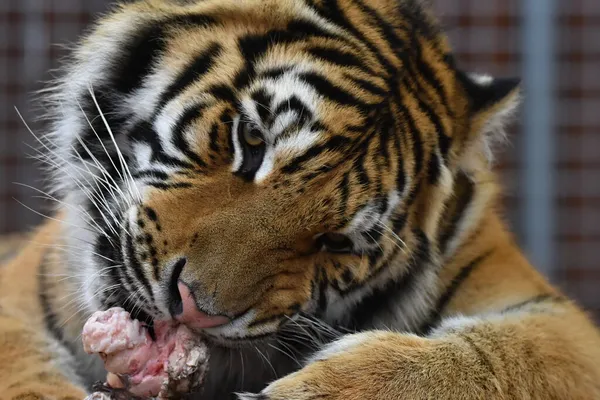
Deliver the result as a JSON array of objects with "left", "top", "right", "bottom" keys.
[{"left": 1, "top": 0, "right": 599, "bottom": 399}]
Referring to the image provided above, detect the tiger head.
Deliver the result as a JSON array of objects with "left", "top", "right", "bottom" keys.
[{"left": 46, "top": 0, "right": 519, "bottom": 344}]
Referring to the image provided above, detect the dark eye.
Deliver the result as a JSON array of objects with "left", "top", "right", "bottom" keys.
[
  {"left": 242, "top": 123, "right": 264, "bottom": 147},
  {"left": 318, "top": 233, "right": 353, "bottom": 254},
  {"left": 237, "top": 122, "right": 266, "bottom": 180}
]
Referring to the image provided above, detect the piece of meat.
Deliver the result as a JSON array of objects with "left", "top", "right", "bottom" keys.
[{"left": 82, "top": 307, "right": 209, "bottom": 399}]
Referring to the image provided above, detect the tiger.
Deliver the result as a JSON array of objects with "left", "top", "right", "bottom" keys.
[{"left": 1, "top": 0, "right": 599, "bottom": 399}]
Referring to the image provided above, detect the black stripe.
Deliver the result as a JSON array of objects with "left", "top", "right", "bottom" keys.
[
  {"left": 439, "top": 172, "right": 475, "bottom": 254},
  {"left": 287, "top": 18, "right": 344, "bottom": 43},
  {"left": 393, "top": 133, "right": 406, "bottom": 193},
  {"left": 251, "top": 88, "right": 274, "bottom": 126},
  {"left": 415, "top": 51, "right": 453, "bottom": 118},
  {"left": 319, "top": 0, "right": 396, "bottom": 75},
  {"left": 171, "top": 106, "right": 208, "bottom": 168},
  {"left": 401, "top": 78, "right": 450, "bottom": 163},
  {"left": 168, "top": 258, "right": 187, "bottom": 317},
  {"left": 404, "top": 181, "right": 421, "bottom": 208},
  {"left": 362, "top": 226, "right": 384, "bottom": 243},
  {"left": 438, "top": 129, "right": 452, "bottom": 161},
  {"left": 77, "top": 87, "right": 126, "bottom": 150},
  {"left": 128, "top": 120, "right": 194, "bottom": 168},
  {"left": 401, "top": 57, "right": 449, "bottom": 159},
  {"left": 347, "top": 229, "right": 430, "bottom": 329},
  {"left": 236, "top": 34, "right": 271, "bottom": 86},
  {"left": 460, "top": 334, "right": 497, "bottom": 379},
  {"left": 258, "top": 65, "right": 295, "bottom": 81},
  {"left": 281, "top": 135, "right": 350, "bottom": 174},
  {"left": 207, "top": 122, "right": 220, "bottom": 155},
  {"left": 272, "top": 95, "right": 313, "bottom": 127},
  {"left": 377, "top": 113, "right": 392, "bottom": 167},
  {"left": 111, "top": 25, "right": 168, "bottom": 94},
  {"left": 258, "top": 65, "right": 294, "bottom": 80},
  {"left": 111, "top": 14, "right": 216, "bottom": 95},
  {"left": 207, "top": 83, "right": 236, "bottom": 104},
  {"left": 400, "top": 33, "right": 452, "bottom": 159},
  {"left": 95, "top": 223, "right": 156, "bottom": 326},
  {"left": 398, "top": 100, "right": 424, "bottom": 175},
  {"left": 367, "top": 246, "right": 385, "bottom": 265},
  {"left": 407, "top": 34, "right": 455, "bottom": 155},
  {"left": 125, "top": 223, "right": 155, "bottom": 302},
  {"left": 307, "top": 45, "right": 370, "bottom": 72},
  {"left": 94, "top": 233, "right": 121, "bottom": 296},
  {"left": 414, "top": 92, "right": 448, "bottom": 158},
  {"left": 333, "top": 172, "right": 351, "bottom": 229},
  {"left": 353, "top": 152, "right": 370, "bottom": 187},
  {"left": 427, "top": 152, "right": 441, "bottom": 184},
  {"left": 349, "top": 122, "right": 380, "bottom": 188},
  {"left": 234, "top": 19, "right": 343, "bottom": 89},
  {"left": 156, "top": 42, "right": 221, "bottom": 110},
  {"left": 132, "top": 169, "right": 169, "bottom": 181},
  {"left": 347, "top": 74, "right": 388, "bottom": 98},
  {"left": 502, "top": 294, "right": 566, "bottom": 313},
  {"left": 316, "top": 266, "right": 329, "bottom": 314},
  {"left": 419, "top": 251, "right": 493, "bottom": 334},
  {"left": 146, "top": 182, "right": 193, "bottom": 190},
  {"left": 145, "top": 207, "right": 158, "bottom": 222},
  {"left": 355, "top": 0, "right": 407, "bottom": 59},
  {"left": 391, "top": 212, "right": 407, "bottom": 234},
  {"left": 298, "top": 71, "right": 371, "bottom": 111},
  {"left": 39, "top": 253, "right": 79, "bottom": 357},
  {"left": 74, "top": 89, "right": 128, "bottom": 209},
  {"left": 376, "top": 194, "right": 388, "bottom": 215}
]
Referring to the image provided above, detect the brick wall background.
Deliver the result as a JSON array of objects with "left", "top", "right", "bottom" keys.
[{"left": 0, "top": 0, "right": 598, "bottom": 319}]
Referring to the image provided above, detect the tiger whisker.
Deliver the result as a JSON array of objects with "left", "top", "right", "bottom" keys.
[{"left": 87, "top": 85, "right": 142, "bottom": 204}]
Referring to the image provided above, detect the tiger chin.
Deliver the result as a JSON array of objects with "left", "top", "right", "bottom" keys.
[{"left": 1, "top": 0, "right": 599, "bottom": 399}]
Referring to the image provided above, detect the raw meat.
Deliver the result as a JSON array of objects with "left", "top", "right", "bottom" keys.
[{"left": 82, "top": 307, "right": 209, "bottom": 399}]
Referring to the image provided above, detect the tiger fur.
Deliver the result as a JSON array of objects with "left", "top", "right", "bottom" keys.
[{"left": 1, "top": 0, "right": 599, "bottom": 399}]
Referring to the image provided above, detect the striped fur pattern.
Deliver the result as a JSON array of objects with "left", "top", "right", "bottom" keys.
[{"left": 1, "top": 0, "right": 599, "bottom": 399}]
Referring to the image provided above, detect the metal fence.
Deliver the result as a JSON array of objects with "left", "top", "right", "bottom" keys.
[{"left": 1, "top": 0, "right": 599, "bottom": 319}]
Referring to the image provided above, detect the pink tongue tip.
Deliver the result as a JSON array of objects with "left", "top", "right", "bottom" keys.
[{"left": 176, "top": 282, "right": 230, "bottom": 329}]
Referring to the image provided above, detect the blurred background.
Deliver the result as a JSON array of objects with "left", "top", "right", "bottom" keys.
[{"left": 0, "top": 0, "right": 598, "bottom": 320}]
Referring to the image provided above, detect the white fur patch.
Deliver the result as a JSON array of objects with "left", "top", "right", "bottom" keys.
[
  {"left": 236, "top": 393, "right": 262, "bottom": 400},
  {"left": 308, "top": 332, "right": 375, "bottom": 363},
  {"left": 254, "top": 147, "right": 276, "bottom": 182},
  {"left": 340, "top": 190, "right": 401, "bottom": 252},
  {"left": 469, "top": 73, "right": 494, "bottom": 86},
  {"left": 230, "top": 117, "right": 244, "bottom": 173},
  {"left": 467, "top": 74, "right": 521, "bottom": 165},
  {"left": 427, "top": 314, "right": 483, "bottom": 337}
]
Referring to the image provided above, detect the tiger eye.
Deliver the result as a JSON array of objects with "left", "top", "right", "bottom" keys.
[
  {"left": 324, "top": 233, "right": 348, "bottom": 244},
  {"left": 320, "top": 233, "right": 354, "bottom": 253},
  {"left": 243, "top": 125, "right": 264, "bottom": 147}
]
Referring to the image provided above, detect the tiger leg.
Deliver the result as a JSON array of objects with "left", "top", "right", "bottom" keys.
[
  {"left": 0, "top": 310, "right": 87, "bottom": 400},
  {"left": 242, "top": 300, "right": 600, "bottom": 400}
]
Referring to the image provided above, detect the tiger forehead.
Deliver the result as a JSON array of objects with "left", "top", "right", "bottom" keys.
[
  {"left": 140, "top": 12, "right": 387, "bottom": 178},
  {"left": 73, "top": 0, "right": 444, "bottom": 190},
  {"left": 126, "top": 0, "right": 323, "bottom": 30}
]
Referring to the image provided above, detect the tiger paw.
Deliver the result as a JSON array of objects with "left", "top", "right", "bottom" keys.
[{"left": 238, "top": 331, "right": 437, "bottom": 400}]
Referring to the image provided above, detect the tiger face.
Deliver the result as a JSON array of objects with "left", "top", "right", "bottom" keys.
[{"left": 47, "top": 0, "right": 519, "bottom": 345}]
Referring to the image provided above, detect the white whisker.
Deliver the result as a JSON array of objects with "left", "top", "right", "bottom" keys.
[{"left": 88, "top": 85, "right": 142, "bottom": 204}]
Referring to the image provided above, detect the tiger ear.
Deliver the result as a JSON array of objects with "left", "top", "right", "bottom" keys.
[{"left": 457, "top": 71, "right": 521, "bottom": 163}]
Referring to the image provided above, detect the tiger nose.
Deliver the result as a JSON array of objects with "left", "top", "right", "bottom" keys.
[
  {"left": 167, "top": 258, "right": 230, "bottom": 328},
  {"left": 175, "top": 282, "right": 230, "bottom": 329}
]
